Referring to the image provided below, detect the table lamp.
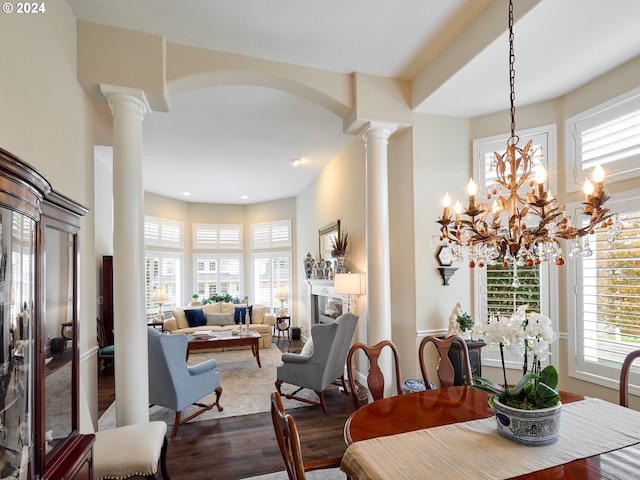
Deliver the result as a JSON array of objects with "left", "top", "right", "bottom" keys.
[
  {"left": 151, "top": 287, "right": 169, "bottom": 323},
  {"left": 276, "top": 284, "right": 289, "bottom": 317},
  {"left": 334, "top": 272, "right": 365, "bottom": 313}
]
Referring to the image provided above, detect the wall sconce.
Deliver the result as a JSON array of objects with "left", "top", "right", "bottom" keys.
[
  {"left": 436, "top": 246, "right": 458, "bottom": 286},
  {"left": 151, "top": 287, "right": 169, "bottom": 322},
  {"left": 276, "top": 283, "right": 289, "bottom": 317},
  {"left": 335, "top": 272, "right": 365, "bottom": 313}
]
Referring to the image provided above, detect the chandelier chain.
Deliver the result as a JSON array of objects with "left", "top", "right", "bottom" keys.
[{"left": 508, "top": 0, "right": 517, "bottom": 143}]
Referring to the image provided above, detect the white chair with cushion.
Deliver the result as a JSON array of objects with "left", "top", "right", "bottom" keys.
[{"left": 80, "top": 384, "right": 170, "bottom": 480}]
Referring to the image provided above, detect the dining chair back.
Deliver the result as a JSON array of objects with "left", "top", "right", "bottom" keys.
[
  {"left": 419, "top": 335, "right": 472, "bottom": 388},
  {"left": 620, "top": 349, "right": 640, "bottom": 407},
  {"left": 270, "top": 391, "right": 344, "bottom": 480},
  {"left": 346, "top": 340, "right": 402, "bottom": 409}
]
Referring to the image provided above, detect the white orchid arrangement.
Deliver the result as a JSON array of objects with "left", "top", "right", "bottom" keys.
[{"left": 473, "top": 305, "right": 560, "bottom": 410}]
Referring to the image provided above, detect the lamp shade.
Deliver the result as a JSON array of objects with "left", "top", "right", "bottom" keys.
[
  {"left": 152, "top": 287, "right": 169, "bottom": 303},
  {"left": 276, "top": 284, "right": 289, "bottom": 300},
  {"left": 334, "top": 273, "right": 364, "bottom": 295}
]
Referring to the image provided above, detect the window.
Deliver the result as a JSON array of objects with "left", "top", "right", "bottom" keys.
[
  {"left": 251, "top": 220, "right": 292, "bottom": 249},
  {"left": 566, "top": 87, "right": 640, "bottom": 192},
  {"left": 145, "top": 216, "right": 183, "bottom": 248},
  {"left": 193, "top": 223, "right": 242, "bottom": 250},
  {"left": 473, "top": 125, "right": 558, "bottom": 369},
  {"left": 145, "top": 252, "right": 182, "bottom": 320},
  {"left": 568, "top": 190, "right": 640, "bottom": 390},
  {"left": 193, "top": 253, "right": 242, "bottom": 300},
  {"left": 251, "top": 252, "right": 291, "bottom": 314}
]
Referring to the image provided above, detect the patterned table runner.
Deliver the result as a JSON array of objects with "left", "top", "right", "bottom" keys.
[{"left": 341, "top": 397, "right": 640, "bottom": 480}]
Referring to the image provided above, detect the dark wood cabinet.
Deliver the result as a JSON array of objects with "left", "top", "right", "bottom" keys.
[
  {"left": 101, "top": 256, "right": 114, "bottom": 345},
  {"left": 448, "top": 339, "right": 486, "bottom": 385},
  {"left": 0, "top": 147, "right": 93, "bottom": 479}
]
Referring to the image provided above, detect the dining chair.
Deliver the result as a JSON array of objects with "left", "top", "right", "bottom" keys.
[
  {"left": 96, "top": 317, "right": 114, "bottom": 373},
  {"left": 270, "top": 391, "right": 345, "bottom": 480},
  {"left": 346, "top": 340, "right": 402, "bottom": 409},
  {"left": 419, "top": 335, "right": 472, "bottom": 389},
  {"left": 619, "top": 349, "right": 640, "bottom": 407}
]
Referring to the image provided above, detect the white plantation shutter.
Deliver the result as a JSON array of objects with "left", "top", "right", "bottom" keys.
[
  {"left": 145, "top": 216, "right": 183, "bottom": 248},
  {"left": 571, "top": 197, "right": 640, "bottom": 388},
  {"left": 567, "top": 87, "right": 640, "bottom": 191},
  {"left": 251, "top": 252, "right": 292, "bottom": 314},
  {"left": 251, "top": 220, "right": 291, "bottom": 249},
  {"left": 145, "top": 252, "right": 182, "bottom": 319},
  {"left": 193, "top": 224, "right": 242, "bottom": 250}
]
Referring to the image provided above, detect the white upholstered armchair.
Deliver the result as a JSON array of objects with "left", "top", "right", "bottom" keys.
[{"left": 275, "top": 312, "right": 358, "bottom": 414}]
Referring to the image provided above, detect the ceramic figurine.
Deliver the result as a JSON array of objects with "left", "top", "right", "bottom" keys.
[{"left": 445, "top": 302, "right": 464, "bottom": 337}]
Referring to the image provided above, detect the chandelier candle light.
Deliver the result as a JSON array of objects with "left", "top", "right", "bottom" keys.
[{"left": 436, "top": 0, "right": 621, "bottom": 282}]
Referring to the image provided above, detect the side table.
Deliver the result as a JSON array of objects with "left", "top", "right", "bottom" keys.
[
  {"left": 274, "top": 316, "right": 291, "bottom": 344},
  {"left": 147, "top": 321, "right": 164, "bottom": 332}
]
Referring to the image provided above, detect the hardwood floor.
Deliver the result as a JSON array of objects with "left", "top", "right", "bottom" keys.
[{"left": 97, "top": 336, "right": 358, "bottom": 479}]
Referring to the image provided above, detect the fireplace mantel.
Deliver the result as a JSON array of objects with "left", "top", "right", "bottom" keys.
[{"left": 306, "top": 279, "right": 335, "bottom": 297}]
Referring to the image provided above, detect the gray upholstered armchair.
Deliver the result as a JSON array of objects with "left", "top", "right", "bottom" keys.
[
  {"left": 275, "top": 312, "right": 358, "bottom": 414},
  {"left": 147, "top": 327, "right": 223, "bottom": 438}
]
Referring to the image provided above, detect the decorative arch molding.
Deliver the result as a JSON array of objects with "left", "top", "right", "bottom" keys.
[{"left": 167, "top": 44, "right": 353, "bottom": 119}]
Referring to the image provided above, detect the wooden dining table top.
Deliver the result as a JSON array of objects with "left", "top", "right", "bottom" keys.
[{"left": 344, "top": 386, "right": 640, "bottom": 479}]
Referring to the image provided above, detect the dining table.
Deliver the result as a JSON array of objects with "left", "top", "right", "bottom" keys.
[{"left": 341, "top": 386, "right": 640, "bottom": 479}]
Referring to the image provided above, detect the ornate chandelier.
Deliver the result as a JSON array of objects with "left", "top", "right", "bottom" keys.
[{"left": 437, "top": 0, "right": 622, "bottom": 276}]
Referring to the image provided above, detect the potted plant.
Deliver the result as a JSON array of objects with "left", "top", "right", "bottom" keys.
[
  {"left": 472, "top": 305, "right": 561, "bottom": 445},
  {"left": 330, "top": 229, "right": 350, "bottom": 273},
  {"left": 209, "top": 293, "right": 233, "bottom": 303},
  {"left": 455, "top": 312, "right": 474, "bottom": 339}
]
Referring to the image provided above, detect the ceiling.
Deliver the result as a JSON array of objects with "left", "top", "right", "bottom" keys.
[{"left": 68, "top": 0, "right": 640, "bottom": 205}]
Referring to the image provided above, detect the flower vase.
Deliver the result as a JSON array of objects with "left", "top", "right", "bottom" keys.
[
  {"left": 493, "top": 398, "right": 562, "bottom": 446},
  {"left": 334, "top": 255, "right": 348, "bottom": 274}
]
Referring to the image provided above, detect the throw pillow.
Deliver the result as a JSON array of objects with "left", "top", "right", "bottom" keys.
[
  {"left": 234, "top": 305, "right": 252, "bottom": 324},
  {"left": 300, "top": 338, "right": 314, "bottom": 356},
  {"left": 206, "top": 312, "right": 235, "bottom": 326},
  {"left": 184, "top": 308, "right": 206, "bottom": 327},
  {"left": 172, "top": 309, "right": 190, "bottom": 330},
  {"left": 250, "top": 305, "right": 265, "bottom": 324}
]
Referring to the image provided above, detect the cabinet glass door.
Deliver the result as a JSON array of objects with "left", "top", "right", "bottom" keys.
[{"left": 1, "top": 207, "right": 35, "bottom": 479}]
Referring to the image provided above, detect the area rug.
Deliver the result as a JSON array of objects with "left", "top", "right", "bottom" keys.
[
  {"left": 98, "top": 345, "right": 317, "bottom": 430},
  {"left": 241, "top": 468, "right": 345, "bottom": 480}
]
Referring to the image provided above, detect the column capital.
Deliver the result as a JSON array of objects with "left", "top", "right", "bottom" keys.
[
  {"left": 360, "top": 122, "right": 398, "bottom": 143},
  {"left": 100, "top": 84, "right": 151, "bottom": 117}
]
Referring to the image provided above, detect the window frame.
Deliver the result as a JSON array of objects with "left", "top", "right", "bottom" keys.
[
  {"left": 251, "top": 220, "right": 292, "bottom": 250},
  {"left": 567, "top": 188, "right": 640, "bottom": 394},
  {"left": 192, "top": 252, "right": 243, "bottom": 300},
  {"left": 565, "top": 86, "right": 640, "bottom": 193},
  {"left": 472, "top": 124, "right": 559, "bottom": 370},
  {"left": 145, "top": 215, "right": 183, "bottom": 249},
  {"left": 250, "top": 251, "right": 292, "bottom": 315},
  {"left": 145, "top": 250, "right": 183, "bottom": 320},
  {"left": 193, "top": 223, "right": 243, "bottom": 250}
]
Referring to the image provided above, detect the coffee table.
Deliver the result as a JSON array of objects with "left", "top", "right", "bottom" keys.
[{"left": 186, "top": 330, "right": 262, "bottom": 367}]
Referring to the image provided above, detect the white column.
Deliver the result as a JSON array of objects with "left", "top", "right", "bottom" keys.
[
  {"left": 102, "top": 85, "right": 150, "bottom": 426},
  {"left": 361, "top": 122, "right": 397, "bottom": 392}
]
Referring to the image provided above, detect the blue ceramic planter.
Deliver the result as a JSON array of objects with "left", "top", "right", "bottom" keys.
[{"left": 494, "top": 398, "right": 562, "bottom": 446}]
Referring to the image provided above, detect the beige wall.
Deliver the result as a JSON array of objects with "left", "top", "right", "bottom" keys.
[
  {"left": 295, "top": 136, "right": 366, "bottom": 339},
  {"left": 144, "top": 192, "right": 296, "bottom": 306},
  {"left": 0, "top": 0, "right": 98, "bottom": 425}
]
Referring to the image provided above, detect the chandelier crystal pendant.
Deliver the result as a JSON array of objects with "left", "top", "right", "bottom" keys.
[{"left": 436, "top": 0, "right": 622, "bottom": 272}]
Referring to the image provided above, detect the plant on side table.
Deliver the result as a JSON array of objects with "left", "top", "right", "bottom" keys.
[
  {"left": 209, "top": 293, "right": 234, "bottom": 303},
  {"left": 472, "top": 304, "right": 561, "bottom": 446}
]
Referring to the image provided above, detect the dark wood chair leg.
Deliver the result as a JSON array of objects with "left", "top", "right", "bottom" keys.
[
  {"left": 215, "top": 386, "right": 223, "bottom": 411},
  {"left": 318, "top": 391, "right": 328, "bottom": 414},
  {"left": 171, "top": 412, "right": 181, "bottom": 438}
]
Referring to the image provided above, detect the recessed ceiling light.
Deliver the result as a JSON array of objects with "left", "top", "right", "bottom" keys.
[
  {"left": 241, "top": 195, "right": 249, "bottom": 200},
  {"left": 183, "top": 192, "right": 191, "bottom": 196},
  {"left": 291, "top": 158, "right": 302, "bottom": 167}
]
